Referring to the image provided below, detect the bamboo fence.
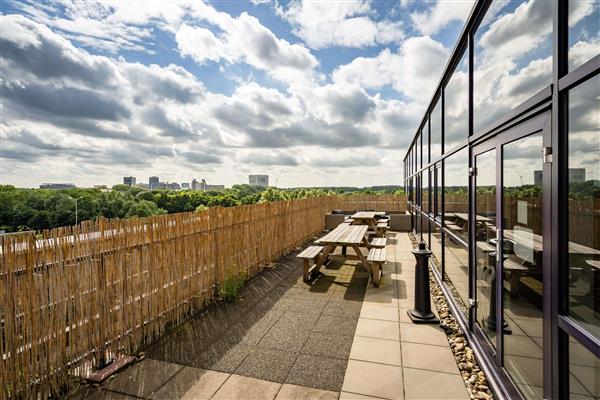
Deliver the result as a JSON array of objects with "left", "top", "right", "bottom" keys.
[{"left": 0, "top": 194, "right": 405, "bottom": 399}]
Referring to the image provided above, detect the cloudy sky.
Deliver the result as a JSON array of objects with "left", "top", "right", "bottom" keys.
[{"left": 0, "top": 1, "right": 597, "bottom": 188}]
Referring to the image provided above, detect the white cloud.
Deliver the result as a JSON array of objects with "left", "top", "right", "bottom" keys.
[
  {"left": 410, "top": 0, "right": 475, "bottom": 36},
  {"left": 281, "top": 0, "right": 404, "bottom": 49},
  {"left": 332, "top": 36, "right": 449, "bottom": 103}
]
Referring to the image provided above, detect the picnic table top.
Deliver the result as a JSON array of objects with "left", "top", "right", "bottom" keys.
[
  {"left": 503, "top": 229, "right": 600, "bottom": 256},
  {"left": 454, "top": 212, "right": 491, "bottom": 222},
  {"left": 352, "top": 211, "right": 378, "bottom": 219},
  {"left": 316, "top": 224, "right": 368, "bottom": 245}
]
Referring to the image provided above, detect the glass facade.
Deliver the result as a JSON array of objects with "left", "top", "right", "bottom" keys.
[
  {"left": 473, "top": 0, "right": 552, "bottom": 134},
  {"left": 403, "top": 1, "right": 600, "bottom": 398}
]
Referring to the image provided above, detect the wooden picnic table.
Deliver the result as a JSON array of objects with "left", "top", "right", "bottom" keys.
[
  {"left": 350, "top": 211, "right": 384, "bottom": 237},
  {"left": 315, "top": 224, "right": 374, "bottom": 282},
  {"left": 503, "top": 230, "right": 600, "bottom": 256},
  {"left": 454, "top": 213, "right": 492, "bottom": 223}
]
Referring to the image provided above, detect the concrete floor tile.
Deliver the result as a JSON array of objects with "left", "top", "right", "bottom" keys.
[
  {"left": 286, "top": 355, "right": 347, "bottom": 392},
  {"left": 258, "top": 326, "right": 312, "bottom": 352},
  {"left": 339, "top": 392, "right": 385, "bottom": 400},
  {"left": 212, "top": 374, "right": 281, "bottom": 400},
  {"left": 355, "top": 318, "right": 400, "bottom": 341},
  {"left": 401, "top": 342, "right": 460, "bottom": 375},
  {"left": 85, "top": 390, "right": 140, "bottom": 400},
  {"left": 342, "top": 359, "right": 404, "bottom": 400},
  {"left": 150, "top": 367, "right": 229, "bottom": 400},
  {"left": 275, "top": 384, "right": 338, "bottom": 400},
  {"left": 313, "top": 315, "right": 359, "bottom": 335},
  {"left": 402, "top": 368, "right": 468, "bottom": 399},
  {"left": 350, "top": 336, "right": 402, "bottom": 366},
  {"left": 399, "top": 323, "right": 448, "bottom": 347},
  {"left": 193, "top": 341, "right": 252, "bottom": 373},
  {"left": 301, "top": 331, "right": 354, "bottom": 359},
  {"left": 322, "top": 300, "right": 363, "bottom": 318},
  {"left": 235, "top": 348, "right": 298, "bottom": 383},
  {"left": 103, "top": 359, "right": 183, "bottom": 399},
  {"left": 360, "top": 303, "right": 399, "bottom": 322}
]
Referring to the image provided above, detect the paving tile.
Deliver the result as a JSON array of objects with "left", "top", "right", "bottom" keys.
[
  {"left": 193, "top": 339, "right": 252, "bottom": 373},
  {"left": 342, "top": 359, "right": 404, "bottom": 400},
  {"left": 286, "top": 298, "right": 329, "bottom": 315},
  {"left": 399, "top": 323, "right": 448, "bottom": 347},
  {"left": 401, "top": 342, "right": 460, "bottom": 375},
  {"left": 301, "top": 331, "right": 354, "bottom": 359},
  {"left": 339, "top": 392, "right": 386, "bottom": 400},
  {"left": 321, "top": 300, "right": 363, "bottom": 318},
  {"left": 102, "top": 359, "right": 183, "bottom": 398},
  {"left": 402, "top": 367, "right": 468, "bottom": 399},
  {"left": 258, "top": 324, "right": 312, "bottom": 352},
  {"left": 275, "top": 312, "right": 320, "bottom": 331},
  {"left": 313, "top": 315, "right": 359, "bottom": 336},
  {"left": 212, "top": 374, "right": 281, "bottom": 400},
  {"left": 235, "top": 348, "right": 298, "bottom": 383},
  {"left": 350, "top": 336, "right": 402, "bottom": 366},
  {"left": 150, "top": 367, "right": 229, "bottom": 400},
  {"left": 275, "top": 384, "right": 339, "bottom": 400},
  {"left": 360, "top": 303, "right": 399, "bottom": 322},
  {"left": 85, "top": 390, "right": 141, "bottom": 400},
  {"left": 355, "top": 318, "right": 400, "bottom": 341},
  {"left": 285, "top": 354, "right": 347, "bottom": 392}
]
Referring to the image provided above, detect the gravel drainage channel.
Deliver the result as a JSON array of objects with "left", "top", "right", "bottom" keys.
[{"left": 408, "top": 233, "right": 495, "bottom": 400}]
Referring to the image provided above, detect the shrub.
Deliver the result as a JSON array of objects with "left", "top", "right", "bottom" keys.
[{"left": 221, "top": 265, "right": 246, "bottom": 302}]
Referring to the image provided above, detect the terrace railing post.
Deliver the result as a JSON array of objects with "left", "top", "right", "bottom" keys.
[{"left": 408, "top": 241, "right": 439, "bottom": 324}]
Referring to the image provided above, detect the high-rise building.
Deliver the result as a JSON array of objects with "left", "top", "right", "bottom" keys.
[
  {"left": 249, "top": 175, "right": 269, "bottom": 187},
  {"left": 149, "top": 176, "right": 159, "bottom": 190},
  {"left": 123, "top": 176, "right": 136, "bottom": 186},
  {"left": 181, "top": 183, "right": 190, "bottom": 189}
]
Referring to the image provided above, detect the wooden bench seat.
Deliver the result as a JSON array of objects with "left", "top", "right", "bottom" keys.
[
  {"left": 503, "top": 258, "right": 528, "bottom": 298},
  {"left": 367, "top": 247, "right": 386, "bottom": 287},
  {"left": 297, "top": 245, "right": 324, "bottom": 281},
  {"left": 445, "top": 223, "right": 463, "bottom": 231},
  {"left": 370, "top": 237, "right": 387, "bottom": 248}
]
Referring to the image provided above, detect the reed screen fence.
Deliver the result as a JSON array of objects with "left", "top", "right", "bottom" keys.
[{"left": 0, "top": 194, "right": 405, "bottom": 399}]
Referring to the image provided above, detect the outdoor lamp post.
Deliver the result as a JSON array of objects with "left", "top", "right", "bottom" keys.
[{"left": 408, "top": 241, "right": 439, "bottom": 324}]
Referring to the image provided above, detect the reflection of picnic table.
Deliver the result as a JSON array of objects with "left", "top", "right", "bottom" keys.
[
  {"left": 503, "top": 230, "right": 600, "bottom": 256},
  {"left": 315, "top": 224, "right": 376, "bottom": 284}
]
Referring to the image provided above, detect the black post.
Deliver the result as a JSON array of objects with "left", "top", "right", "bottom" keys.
[{"left": 408, "top": 241, "right": 439, "bottom": 324}]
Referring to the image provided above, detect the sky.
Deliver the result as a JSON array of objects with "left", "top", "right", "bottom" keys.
[{"left": 0, "top": 1, "right": 597, "bottom": 189}]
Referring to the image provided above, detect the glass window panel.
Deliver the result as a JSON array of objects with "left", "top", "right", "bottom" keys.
[
  {"left": 445, "top": 50, "right": 469, "bottom": 151},
  {"left": 444, "top": 147, "right": 469, "bottom": 241},
  {"left": 474, "top": 0, "right": 552, "bottom": 133},
  {"left": 568, "top": 75, "right": 600, "bottom": 338},
  {"left": 422, "top": 169, "right": 430, "bottom": 214},
  {"left": 444, "top": 239, "right": 469, "bottom": 311},
  {"left": 569, "top": 339, "right": 600, "bottom": 398},
  {"left": 502, "top": 132, "right": 544, "bottom": 400},
  {"left": 431, "top": 99, "right": 442, "bottom": 160},
  {"left": 435, "top": 164, "right": 442, "bottom": 217},
  {"left": 416, "top": 133, "right": 421, "bottom": 171},
  {"left": 431, "top": 225, "right": 443, "bottom": 274},
  {"left": 568, "top": 1, "right": 600, "bottom": 72},
  {"left": 423, "top": 122, "right": 429, "bottom": 166}
]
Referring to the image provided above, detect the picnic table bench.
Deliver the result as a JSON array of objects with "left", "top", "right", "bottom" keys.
[
  {"left": 371, "top": 237, "right": 387, "bottom": 248},
  {"left": 297, "top": 245, "right": 325, "bottom": 281},
  {"left": 367, "top": 247, "right": 386, "bottom": 287},
  {"left": 350, "top": 211, "right": 388, "bottom": 237}
]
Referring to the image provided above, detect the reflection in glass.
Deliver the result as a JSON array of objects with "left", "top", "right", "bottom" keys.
[
  {"left": 474, "top": 0, "right": 552, "bottom": 133},
  {"left": 444, "top": 236, "right": 469, "bottom": 311},
  {"left": 423, "top": 169, "right": 430, "bottom": 215},
  {"left": 444, "top": 147, "right": 469, "bottom": 241},
  {"left": 568, "top": 1, "right": 600, "bottom": 72},
  {"left": 431, "top": 100, "right": 442, "bottom": 160},
  {"left": 431, "top": 225, "right": 443, "bottom": 273},
  {"left": 416, "top": 132, "right": 421, "bottom": 170},
  {"left": 569, "top": 339, "right": 600, "bottom": 398},
  {"left": 568, "top": 75, "right": 600, "bottom": 339},
  {"left": 435, "top": 164, "right": 442, "bottom": 217},
  {"left": 423, "top": 122, "right": 429, "bottom": 166},
  {"left": 475, "top": 149, "right": 497, "bottom": 346},
  {"left": 502, "top": 133, "right": 544, "bottom": 400},
  {"left": 445, "top": 50, "right": 469, "bottom": 151}
]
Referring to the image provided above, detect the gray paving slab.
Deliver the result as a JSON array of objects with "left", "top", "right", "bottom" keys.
[
  {"left": 235, "top": 348, "right": 299, "bottom": 383},
  {"left": 102, "top": 359, "right": 183, "bottom": 399},
  {"left": 192, "top": 340, "right": 252, "bottom": 373},
  {"left": 313, "top": 315, "right": 360, "bottom": 336},
  {"left": 322, "top": 300, "right": 363, "bottom": 318},
  {"left": 257, "top": 326, "right": 312, "bottom": 352},
  {"left": 85, "top": 390, "right": 140, "bottom": 400},
  {"left": 150, "top": 367, "right": 229, "bottom": 400},
  {"left": 286, "top": 354, "right": 348, "bottom": 391},
  {"left": 301, "top": 331, "right": 354, "bottom": 359}
]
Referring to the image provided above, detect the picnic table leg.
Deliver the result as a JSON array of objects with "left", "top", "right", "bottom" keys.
[
  {"left": 342, "top": 245, "right": 347, "bottom": 256},
  {"left": 314, "top": 244, "right": 335, "bottom": 275},
  {"left": 352, "top": 244, "right": 373, "bottom": 279},
  {"left": 371, "top": 262, "right": 381, "bottom": 287}
]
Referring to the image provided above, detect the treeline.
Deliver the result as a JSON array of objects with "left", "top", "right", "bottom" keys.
[{"left": 0, "top": 184, "right": 404, "bottom": 233}]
